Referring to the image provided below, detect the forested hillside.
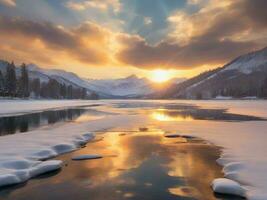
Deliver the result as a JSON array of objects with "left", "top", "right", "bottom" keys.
[{"left": 0, "top": 61, "right": 98, "bottom": 99}]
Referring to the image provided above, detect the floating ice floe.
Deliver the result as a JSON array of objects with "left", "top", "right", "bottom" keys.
[
  {"left": 164, "top": 133, "right": 195, "bottom": 139},
  {"left": 164, "top": 133, "right": 181, "bottom": 138},
  {"left": 211, "top": 178, "right": 246, "bottom": 197},
  {"left": 72, "top": 154, "right": 103, "bottom": 160}
]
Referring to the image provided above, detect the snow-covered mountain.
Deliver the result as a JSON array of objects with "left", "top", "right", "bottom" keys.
[
  {"left": 160, "top": 46, "right": 267, "bottom": 99},
  {"left": 86, "top": 75, "right": 153, "bottom": 97},
  {"left": 87, "top": 75, "right": 186, "bottom": 98},
  {"left": 0, "top": 61, "right": 185, "bottom": 98},
  {"left": 222, "top": 47, "right": 267, "bottom": 74}
]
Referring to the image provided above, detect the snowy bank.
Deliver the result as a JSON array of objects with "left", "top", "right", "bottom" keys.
[
  {"left": 0, "top": 111, "right": 142, "bottom": 188},
  {"left": 0, "top": 99, "right": 104, "bottom": 117},
  {"left": 211, "top": 178, "right": 246, "bottom": 197},
  {"left": 0, "top": 131, "right": 94, "bottom": 187}
]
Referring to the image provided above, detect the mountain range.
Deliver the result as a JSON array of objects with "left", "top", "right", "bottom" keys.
[
  {"left": 1, "top": 46, "right": 267, "bottom": 99},
  {"left": 157, "top": 46, "right": 267, "bottom": 99},
  {"left": 0, "top": 61, "right": 184, "bottom": 98}
]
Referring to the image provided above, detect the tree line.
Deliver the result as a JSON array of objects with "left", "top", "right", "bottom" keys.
[{"left": 0, "top": 62, "right": 99, "bottom": 99}]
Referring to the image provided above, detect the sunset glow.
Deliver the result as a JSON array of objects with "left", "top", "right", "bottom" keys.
[{"left": 150, "top": 69, "right": 172, "bottom": 83}]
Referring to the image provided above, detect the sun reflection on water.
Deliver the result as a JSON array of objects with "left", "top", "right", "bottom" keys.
[
  {"left": 10, "top": 129, "right": 226, "bottom": 200},
  {"left": 151, "top": 110, "right": 193, "bottom": 122}
]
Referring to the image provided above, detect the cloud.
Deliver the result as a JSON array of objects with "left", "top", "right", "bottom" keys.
[
  {"left": 116, "top": 0, "right": 267, "bottom": 69},
  {"left": 65, "top": 0, "right": 121, "bottom": 13},
  {"left": 116, "top": 33, "right": 255, "bottom": 69},
  {"left": 0, "top": 0, "right": 267, "bottom": 72},
  {"left": 0, "top": 0, "right": 16, "bottom": 7},
  {"left": 0, "top": 16, "right": 116, "bottom": 66},
  {"left": 144, "top": 17, "right": 152, "bottom": 25}
]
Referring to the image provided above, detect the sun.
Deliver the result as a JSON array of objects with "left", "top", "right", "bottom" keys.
[{"left": 150, "top": 69, "right": 171, "bottom": 83}]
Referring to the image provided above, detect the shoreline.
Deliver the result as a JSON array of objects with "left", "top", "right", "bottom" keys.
[{"left": 0, "top": 130, "right": 244, "bottom": 200}]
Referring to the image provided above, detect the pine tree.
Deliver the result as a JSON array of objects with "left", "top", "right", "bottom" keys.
[
  {"left": 82, "top": 88, "right": 87, "bottom": 99},
  {"left": 260, "top": 77, "right": 267, "bottom": 98},
  {"left": 31, "top": 78, "right": 41, "bottom": 97},
  {"left": 40, "top": 82, "right": 48, "bottom": 98},
  {"left": 5, "top": 62, "right": 17, "bottom": 96},
  {"left": 67, "top": 85, "right": 73, "bottom": 99},
  {"left": 18, "top": 63, "right": 29, "bottom": 98},
  {"left": 89, "top": 92, "right": 99, "bottom": 100},
  {"left": 60, "top": 84, "right": 67, "bottom": 98},
  {"left": 0, "top": 71, "right": 5, "bottom": 96},
  {"left": 47, "top": 79, "right": 60, "bottom": 99}
]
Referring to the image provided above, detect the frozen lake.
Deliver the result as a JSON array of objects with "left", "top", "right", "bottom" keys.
[{"left": 0, "top": 100, "right": 266, "bottom": 200}]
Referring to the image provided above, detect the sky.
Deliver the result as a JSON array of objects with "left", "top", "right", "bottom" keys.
[{"left": 0, "top": 0, "right": 267, "bottom": 80}]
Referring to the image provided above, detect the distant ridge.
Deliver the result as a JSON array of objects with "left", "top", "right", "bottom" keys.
[
  {"left": 157, "top": 46, "right": 267, "bottom": 99},
  {"left": 0, "top": 61, "right": 185, "bottom": 99}
]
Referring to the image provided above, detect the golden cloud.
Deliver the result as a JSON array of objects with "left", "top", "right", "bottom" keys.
[
  {"left": 0, "top": 0, "right": 16, "bottom": 7},
  {"left": 65, "top": 0, "right": 121, "bottom": 13},
  {"left": 0, "top": 0, "right": 267, "bottom": 72}
]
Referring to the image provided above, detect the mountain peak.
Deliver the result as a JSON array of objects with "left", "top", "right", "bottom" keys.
[{"left": 125, "top": 74, "right": 138, "bottom": 80}]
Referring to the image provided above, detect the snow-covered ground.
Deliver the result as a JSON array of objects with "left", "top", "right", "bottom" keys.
[
  {"left": 0, "top": 107, "right": 143, "bottom": 187},
  {"left": 147, "top": 100, "right": 267, "bottom": 200},
  {"left": 0, "top": 99, "right": 267, "bottom": 200},
  {"left": 0, "top": 99, "right": 104, "bottom": 117}
]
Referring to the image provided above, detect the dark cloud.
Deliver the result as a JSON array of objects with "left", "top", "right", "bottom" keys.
[
  {"left": 117, "top": 34, "right": 255, "bottom": 69},
  {"left": 0, "top": 16, "right": 111, "bottom": 65},
  {"left": 116, "top": 0, "right": 267, "bottom": 69},
  {"left": 0, "top": 16, "right": 77, "bottom": 48},
  {"left": 237, "top": 0, "right": 267, "bottom": 27},
  {"left": 1, "top": 0, "right": 267, "bottom": 71}
]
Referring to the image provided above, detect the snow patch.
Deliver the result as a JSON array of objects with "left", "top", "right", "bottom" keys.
[
  {"left": 52, "top": 143, "right": 76, "bottom": 154},
  {"left": 212, "top": 178, "right": 246, "bottom": 197},
  {"left": 0, "top": 130, "right": 95, "bottom": 187},
  {"left": 215, "top": 96, "right": 233, "bottom": 100},
  {"left": 0, "top": 104, "right": 143, "bottom": 188},
  {"left": 0, "top": 159, "right": 62, "bottom": 187},
  {"left": 72, "top": 154, "right": 102, "bottom": 160},
  {"left": 29, "top": 160, "right": 62, "bottom": 177}
]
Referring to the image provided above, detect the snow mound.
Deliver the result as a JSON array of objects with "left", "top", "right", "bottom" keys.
[
  {"left": 211, "top": 178, "right": 246, "bottom": 197},
  {"left": 0, "top": 131, "right": 95, "bottom": 188},
  {"left": 52, "top": 143, "right": 76, "bottom": 154},
  {"left": 72, "top": 154, "right": 102, "bottom": 160},
  {"left": 29, "top": 160, "right": 62, "bottom": 177},
  {"left": 223, "top": 162, "right": 245, "bottom": 180},
  {"left": 0, "top": 111, "right": 138, "bottom": 188},
  {"left": 215, "top": 96, "right": 233, "bottom": 100},
  {"left": 82, "top": 133, "right": 95, "bottom": 141},
  {"left": 0, "top": 174, "right": 21, "bottom": 187},
  {"left": 0, "top": 160, "right": 62, "bottom": 187}
]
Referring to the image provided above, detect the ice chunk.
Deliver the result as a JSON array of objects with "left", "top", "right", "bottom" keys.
[
  {"left": 211, "top": 178, "right": 246, "bottom": 197},
  {"left": 82, "top": 133, "right": 95, "bottom": 141},
  {"left": 164, "top": 133, "right": 181, "bottom": 138},
  {"left": 0, "top": 174, "right": 21, "bottom": 187},
  {"left": 30, "top": 149, "right": 57, "bottom": 160},
  {"left": 30, "top": 160, "right": 62, "bottom": 177},
  {"left": 52, "top": 143, "right": 76, "bottom": 154},
  {"left": 223, "top": 162, "right": 244, "bottom": 173},
  {"left": 72, "top": 154, "right": 102, "bottom": 160},
  {"left": 2, "top": 159, "right": 34, "bottom": 170},
  {"left": 164, "top": 133, "right": 195, "bottom": 139}
]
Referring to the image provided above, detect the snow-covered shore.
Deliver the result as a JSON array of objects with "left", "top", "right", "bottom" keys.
[
  {"left": 1, "top": 99, "right": 267, "bottom": 200},
  {"left": 0, "top": 110, "right": 143, "bottom": 188},
  {"left": 0, "top": 99, "right": 104, "bottom": 117},
  {"left": 152, "top": 100, "right": 267, "bottom": 200}
]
